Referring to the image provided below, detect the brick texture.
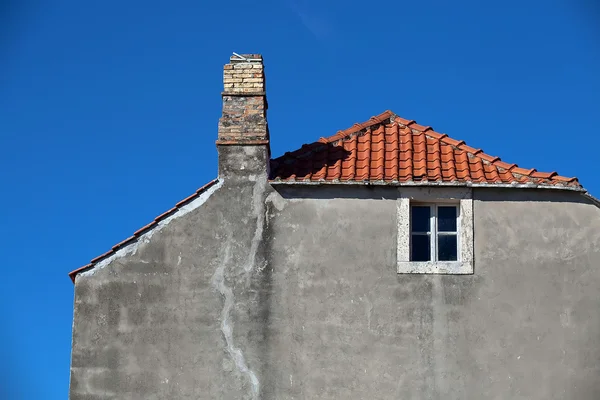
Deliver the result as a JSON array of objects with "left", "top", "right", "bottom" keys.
[{"left": 217, "top": 54, "right": 269, "bottom": 144}]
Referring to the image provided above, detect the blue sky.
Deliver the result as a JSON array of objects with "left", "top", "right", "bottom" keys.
[{"left": 1, "top": 0, "right": 598, "bottom": 398}]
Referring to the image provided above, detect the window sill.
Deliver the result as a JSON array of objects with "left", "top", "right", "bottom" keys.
[{"left": 397, "top": 261, "right": 473, "bottom": 274}]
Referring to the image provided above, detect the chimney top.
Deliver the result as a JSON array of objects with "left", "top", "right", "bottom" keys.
[
  {"left": 221, "top": 53, "right": 265, "bottom": 96},
  {"left": 217, "top": 53, "right": 268, "bottom": 142},
  {"left": 217, "top": 53, "right": 270, "bottom": 177},
  {"left": 230, "top": 53, "right": 263, "bottom": 63}
]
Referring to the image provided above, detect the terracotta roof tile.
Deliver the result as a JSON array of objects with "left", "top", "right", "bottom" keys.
[
  {"left": 68, "top": 179, "right": 219, "bottom": 283},
  {"left": 73, "top": 111, "right": 585, "bottom": 283},
  {"left": 112, "top": 235, "right": 137, "bottom": 251},
  {"left": 154, "top": 207, "right": 178, "bottom": 222},
  {"left": 133, "top": 221, "right": 158, "bottom": 236},
  {"left": 531, "top": 171, "right": 557, "bottom": 179},
  {"left": 90, "top": 250, "right": 114, "bottom": 264},
  {"left": 495, "top": 160, "right": 517, "bottom": 170},
  {"left": 270, "top": 111, "right": 581, "bottom": 189}
]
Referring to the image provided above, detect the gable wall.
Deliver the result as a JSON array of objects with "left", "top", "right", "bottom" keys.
[{"left": 70, "top": 181, "right": 600, "bottom": 399}]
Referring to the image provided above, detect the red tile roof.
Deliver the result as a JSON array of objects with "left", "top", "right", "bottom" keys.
[
  {"left": 68, "top": 179, "right": 219, "bottom": 282},
  {"left": 71, "top": 111, "right": 586, "bottom": 283},
  {"left": 269, "top": 111, "right": 581, "bottom": 188}
]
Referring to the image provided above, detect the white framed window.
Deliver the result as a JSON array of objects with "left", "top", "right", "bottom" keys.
[
  {"left": 397, "top": 187, "right": 473, "bottom": 274},
  {"left": 410, "top": 204, "right": 459, "bottom": 262}
]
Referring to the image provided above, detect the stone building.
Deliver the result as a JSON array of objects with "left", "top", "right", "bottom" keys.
[{"left": 69, "top": 54, "right": 600, "bottom": 399}]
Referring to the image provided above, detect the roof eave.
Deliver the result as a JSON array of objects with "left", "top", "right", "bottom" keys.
[
  {"left": 269, "top": 179, "right": 600, "bottom": 206},
  {"left": 269, "top": 179, "right": 586, "bottom": 192}
]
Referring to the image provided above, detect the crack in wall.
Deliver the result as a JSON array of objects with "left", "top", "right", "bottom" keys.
[
  {"left": 212, "top": 175, "right": 268, "bottom": 399},
  {"left": 244, "top": 176, "right": 267, "bottom": 275},
  {"left": 212, "top": 243, "right": 260, "bottom": 399}
]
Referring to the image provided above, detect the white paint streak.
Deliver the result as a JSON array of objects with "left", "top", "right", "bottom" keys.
[
  {"left": 212, "top": 176, "right": 267, "bottom": 399},
  {"left": 80, "top": 180, "right": 223, "bottom": 278},
  {"left": 364, "top": 297, "right": 374, "bottom": 332},
  {"left": 212, "top": 243, "right": 260, "bottom": 399},
  {"left": 244, "top": 177, "right": 267, "bottom": 274}
]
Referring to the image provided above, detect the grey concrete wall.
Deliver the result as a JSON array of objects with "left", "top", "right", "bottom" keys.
[
  {"left": 70, "top": 145, "right": 273, "bottom": 399},
  {"left": 70, "top": 180, "right": 600, "bottom": 399}
]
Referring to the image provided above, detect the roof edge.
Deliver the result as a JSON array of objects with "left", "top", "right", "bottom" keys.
[
  {"left": 269, "top": 179, "right": 587, "bottom": 192},
  {"left": 269, "top": 180, "right": 600, "bottom": 208},
  {"left": 318, "top": 110, "right": 395, "bottom": 144},
  {"left": 583, "top": 191, "right": 600, "bottom": 208},
  {"left": 68, "top": 178, "right": 220, "bottom": 283},
  {"left": 270, "top": 179, "right": 600, "bottom": 206}
]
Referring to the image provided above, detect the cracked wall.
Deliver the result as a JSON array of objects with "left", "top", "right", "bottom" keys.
[
  {"left": 70, "top": 178, "right": 600, "bottom": 399},
  {"left": 70, "top": 145, "right": 272, "bottom": 400}
]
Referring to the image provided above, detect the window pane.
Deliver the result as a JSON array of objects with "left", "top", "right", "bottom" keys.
[
  {"left": 438, "top": 206, "right": 457, "bottom": 232},
  {"left": 411, "top": 206, "right": 430, "bottom": 233},
  {"left": 438, "top": 235, "right": 458, "bottom": 261},
  {"left": 411, "top": 235, "right": 431, "bottom": 261}
]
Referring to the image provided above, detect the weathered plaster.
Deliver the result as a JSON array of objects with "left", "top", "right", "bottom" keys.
[
  {"left": 70, "top": 144, "right": 272, "bottom": 400},
  {"left": 70, "top": 182, "right": 600, "bottom": 399},
  {"left": 212, "top": 242, "right": 260, "bottom": 399},
  {"left": 79, "top": 179, "right": 224, "bottom": 279},
  {"left": 210, "top": 174, "right": 268, "bottom": 400}
]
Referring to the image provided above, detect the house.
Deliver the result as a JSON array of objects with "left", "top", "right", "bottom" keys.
[{"left": 69, "top": 54, "right": 600, "bottom": 399}]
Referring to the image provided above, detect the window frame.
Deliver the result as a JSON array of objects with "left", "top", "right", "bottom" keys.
[
  {"left": 410, "top": 203, "right": 460, "bottom": 262},
  {"left": 397, "top": 187, "right": 474, "bottom": 274}
]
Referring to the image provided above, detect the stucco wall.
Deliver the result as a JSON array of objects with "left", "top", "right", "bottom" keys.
[{"left": 70, "top": 178, "right": 600, "bottom": 399}]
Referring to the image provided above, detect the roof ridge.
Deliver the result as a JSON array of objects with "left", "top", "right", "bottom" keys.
[{"left": 320, "top": 110, "right": 395, "bottom": 145}]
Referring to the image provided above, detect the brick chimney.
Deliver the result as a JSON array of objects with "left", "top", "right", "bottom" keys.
[{"left": 216, "top": 53, "right": 270, "bottom": 179}]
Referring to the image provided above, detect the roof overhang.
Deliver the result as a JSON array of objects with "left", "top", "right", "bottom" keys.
[{"left": 269, "top": 179, "right": 600, "bottom": 207}]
